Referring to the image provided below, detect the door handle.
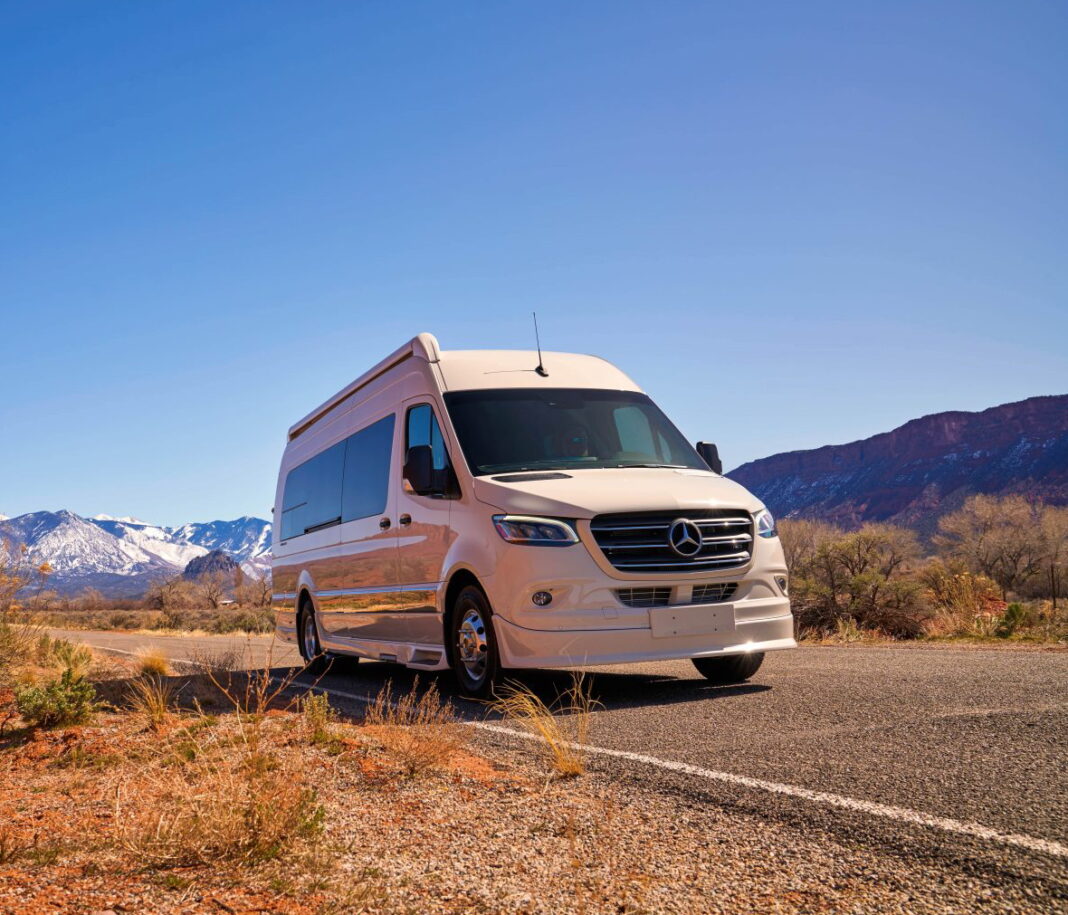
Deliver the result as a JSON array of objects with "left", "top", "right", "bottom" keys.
[
  {"left": 399, "top": 514, "right": 412, "bottom": 526},
  {"left": 379, "top": 517, "right": 391, "bottom": 530}
]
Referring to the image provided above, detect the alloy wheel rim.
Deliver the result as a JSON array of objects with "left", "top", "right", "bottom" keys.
[
  {"left": 303, "top": 613, "right": 317, "bottom": 659},
  {"left": 457, "top": 605, "right": 488, "bottom": 683}
]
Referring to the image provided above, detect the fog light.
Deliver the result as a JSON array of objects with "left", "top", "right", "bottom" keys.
[
  {"left": 531, "top": 590, "right": 553, "bottom": 607},
  {"left": 775, "top": 575, "right": 789, "bottom": 595}
]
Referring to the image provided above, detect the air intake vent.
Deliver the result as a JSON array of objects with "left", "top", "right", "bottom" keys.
[
  {"left": 590, "top": 510, "right": 753, "bottom": 574},
  {"left": 615, "top": 587, "right": 671, "bottom": 608},
  {"left": 691, "top": 582, "right": 737, "bottom": 604}
]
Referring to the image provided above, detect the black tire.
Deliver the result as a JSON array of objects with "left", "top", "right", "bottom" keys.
[
  {"left": 449, "top": 585, "right": 501, "bottom": 698},
  {"left": 692, "top": 652, "right": 765, "bottom": 684},
  {"left": 297, "top": 601, "right": 326, "bottom": 670}
]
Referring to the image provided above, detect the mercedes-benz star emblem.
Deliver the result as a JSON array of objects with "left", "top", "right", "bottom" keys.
[{"left": 668, "top": 518, "right": 703, "bottom": 557}]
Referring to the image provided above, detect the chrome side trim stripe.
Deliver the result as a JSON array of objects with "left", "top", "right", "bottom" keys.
[
  {"left": 272, "top": 583, "right": 439, "bottom": 602},
  {"left": 316, "top": 584, "right": 438, "bottom": 597}
]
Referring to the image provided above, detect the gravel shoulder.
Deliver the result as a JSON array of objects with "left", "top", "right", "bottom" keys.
[{"left": 41, "top": 630, "right": 1068, "bottom": 913}]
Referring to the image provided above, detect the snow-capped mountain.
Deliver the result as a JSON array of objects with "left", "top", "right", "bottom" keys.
[
  {"left": 170, "top": 517, "right": 271, "bottom": 575},
  {"left": 0, "top": 511, "right": 272, "bottom": 597},
  {"left": 89, "top": 516, "right": 209, "bottom": 570}
]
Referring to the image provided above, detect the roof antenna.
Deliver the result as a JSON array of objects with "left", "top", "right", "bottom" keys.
[{"left": 533, "top": 311, "right": 548, "bottom": 376}]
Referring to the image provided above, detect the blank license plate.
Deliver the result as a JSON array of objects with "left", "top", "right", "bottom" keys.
[{"left": 649, "top": 604, "right": 736, "bottom": 638}]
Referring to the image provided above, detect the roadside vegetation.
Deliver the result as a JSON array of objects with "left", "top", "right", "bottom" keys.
[
  {"left": 491, "top": 673, "right": 600, "bottom": 778},
  {"left": 0, "top": 540, "right": 272, "bottom": 634},
  {"left": 783, "top": 495, "right": 1068, "bottom": 644}
]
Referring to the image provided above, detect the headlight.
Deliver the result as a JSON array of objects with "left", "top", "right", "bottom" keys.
[
  {"left": 492, "top": 515, "right": 579, "bottom": 546},
  {"left": 756, "top": 509, "right": 777, "bottom": 539}
]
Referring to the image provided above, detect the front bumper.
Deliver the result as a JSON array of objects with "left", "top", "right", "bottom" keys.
[{"left": 494, "top": 601, "right": 795, "bottom": 668}]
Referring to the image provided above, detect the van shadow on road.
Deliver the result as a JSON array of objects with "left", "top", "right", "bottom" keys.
[{"left": 302, "top": 658, "right": 770, "bottom": 720}]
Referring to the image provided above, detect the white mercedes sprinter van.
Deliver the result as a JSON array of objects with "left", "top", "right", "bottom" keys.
[{"left": 272, "top": 334, "right": 794, "bottom": 696}]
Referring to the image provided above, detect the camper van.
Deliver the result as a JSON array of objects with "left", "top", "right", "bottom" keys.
[{"left": 272, "top": 334, "right": 795, "bottom": 696}]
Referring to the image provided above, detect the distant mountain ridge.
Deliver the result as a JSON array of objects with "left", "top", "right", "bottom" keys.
[
  {"left": 728, "top": 394, "right": 1068, "bottom": 533},
  {"left": 183, "top": 550, "right": 240, "bottom": 581},
  {"left": 0, "top": 511, "right": 271, "bottom": 597}
]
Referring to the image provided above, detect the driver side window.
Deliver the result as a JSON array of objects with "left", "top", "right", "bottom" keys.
[{"left": 406, "top": 403, "right": 451, "bottom": 471}]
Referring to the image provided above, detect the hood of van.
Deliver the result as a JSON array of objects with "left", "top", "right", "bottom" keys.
[{"left": 470, "top": 468, "right": 763, "bottom": 519}]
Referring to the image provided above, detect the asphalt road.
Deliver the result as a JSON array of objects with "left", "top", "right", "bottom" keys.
[{"left": 56, "top": 629, "right": 1068, "bottom": 908}]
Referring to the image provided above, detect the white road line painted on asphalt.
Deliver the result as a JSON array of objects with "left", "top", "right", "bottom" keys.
[{"left": 83, "top": 641, "right": 1068, "bottom": 861}]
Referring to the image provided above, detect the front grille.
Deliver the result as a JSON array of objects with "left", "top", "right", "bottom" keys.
[
  {"left": 615, "top": 587, "right": 671, "bottom": 608},
  {"left": 614, "top": 583, "right": 737, "bottom": 608},
  {"left": 692, "top": 582, "right": 737, "bottom": 603},
  {"left": 590, "top": 510, "right": 753, "bottom": 574}
]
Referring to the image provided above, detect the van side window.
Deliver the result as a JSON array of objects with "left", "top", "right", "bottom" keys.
[
  {"left": 280, "top": 440, "right": 345, "bottom": 540},
  {"left": 342, "top": 414, "right": 396, "bottom": 522},
  {"left": 406, "top": 404, "right": 451, "bottom": 471}
]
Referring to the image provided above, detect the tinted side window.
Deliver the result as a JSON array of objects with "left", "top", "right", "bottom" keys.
[
  {"left": 280, "top": 441, "right": 345, "bottom": 540},
  {"left": 342, "top": 414, "right": 395, "bottom": 521},
  {"left": 406, "top": 404, "right": 450, "bottom": 471}
]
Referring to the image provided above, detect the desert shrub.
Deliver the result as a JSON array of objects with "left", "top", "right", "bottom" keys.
[
  {"left": 15, "top": 668, "right": 97, "bottom": 728},
  {"left": 783, "top": 522, "right": 928, "bottom": 637},
  {"left": 919, "top": 560, "right": 1007, "bottom": 637},
  {"left": 209, "top": 609, "right": 273, "bottom": 634},
  {"left": 187, "top": 645, "right": 242, "bottom": 675},
  {"left": 491, "top": 673, "right": 599, "bottom": 778},
  {"left": 300, "top": 692, "right": 339, "bottom": 749},
  {"left": 363, "top": 680, "right": 466, "bottom": 777},
  {"left": 116, "top": 726, "right": 323, "bottom": 867},
  {"left": 151, "top": 608, "right": 189, "bottom": 631}
]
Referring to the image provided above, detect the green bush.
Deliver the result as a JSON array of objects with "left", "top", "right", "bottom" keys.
[
  {"left": 996, "top": 602, "right": 1031, "bottom": 638},
  {"left": 15, "top": 668, "right": 98, "bottom": 728}
]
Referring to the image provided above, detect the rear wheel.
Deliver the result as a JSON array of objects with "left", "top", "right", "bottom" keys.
[
  {"left": 692, "top": 652, "right": 764, "bottom": 684},
  {"left": 449, "top": 585, "right": 501, "bottom": 698},
  {"left": 298, "top": 602, "right": 325, "bottom": 669}
]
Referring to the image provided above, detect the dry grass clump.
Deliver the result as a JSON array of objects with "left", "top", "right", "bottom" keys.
[
  {"left": 0, "top": 618, "right": 42, "bottom": 681},
  {"left": 363, "top": 679, "right": 467, "bottom": 777},
  {"left": 47, "top": 638, "right": 94, "bottom": 678},
  {"left": 115, "top": 721, "right": 323, "bottom": 867},
  {"left": 136, "top": 649, "right": 170, "bottom": 678},
  {"left": 491, "top": 673, "right": 599, "bottom": 778},
  {"left": 126, "top": 675, "right": 175, "bottom": 730}
]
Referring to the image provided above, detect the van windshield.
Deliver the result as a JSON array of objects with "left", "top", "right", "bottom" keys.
[{"left": 443, "top": 388, "right": 707, "bottom": 476}]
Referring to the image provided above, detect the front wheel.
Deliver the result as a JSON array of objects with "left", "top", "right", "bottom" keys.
[
  {"left": 450, "top": 585, "right": 501, "bottom": 698},
  {"left": 692, "top": 652, "right": 765, "bottom": 684}
]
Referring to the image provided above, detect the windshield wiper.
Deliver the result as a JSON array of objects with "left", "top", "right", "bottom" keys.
[{"left": 615, "top": 463, "right": 689, "bottom": 469}]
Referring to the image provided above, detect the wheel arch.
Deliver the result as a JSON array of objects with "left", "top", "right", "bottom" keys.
[{"left": 442, "top": 568, "right": 487, "bottom": 662}]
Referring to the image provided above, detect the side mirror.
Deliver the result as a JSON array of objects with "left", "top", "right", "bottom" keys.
[
  {"left": 403, "top": 445, "right": 435, "bottom": 495},
  {"left": 696, "top": 441, "right": 723, "bottom": 474}
]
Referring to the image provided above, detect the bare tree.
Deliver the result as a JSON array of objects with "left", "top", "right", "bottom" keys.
[
  {"left": 145, "top": 575, "right": 192, "bottom": 613},
  {"left": 778, "top": 519, "right": 839, "bottom": 578},
  {"left": 1040, "top": 505, "right": 1068, "bottom": 610},
  {"left": 79, "top": 587, "right": 106, "bottom": 614},
  {"left": 0, "top": 538, "right": 51, "bottom": 614},
  {"left": 935, "top": 494, "right": 1045, "bottom": 600},
  {"left": 195, "top": 571, "right": 228, "bottom": 610},
  {"left": 235, "top": 570, "right": 272, "bottom": 608}
]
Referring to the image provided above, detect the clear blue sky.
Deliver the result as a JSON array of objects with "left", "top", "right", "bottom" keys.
[{"left": 2, "top": 1, "right": 1065, "bottom": 527}]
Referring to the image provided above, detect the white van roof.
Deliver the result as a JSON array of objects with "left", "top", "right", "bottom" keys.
[{"left": 288, "top": 333, "right": 641, "bottom": 441}]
